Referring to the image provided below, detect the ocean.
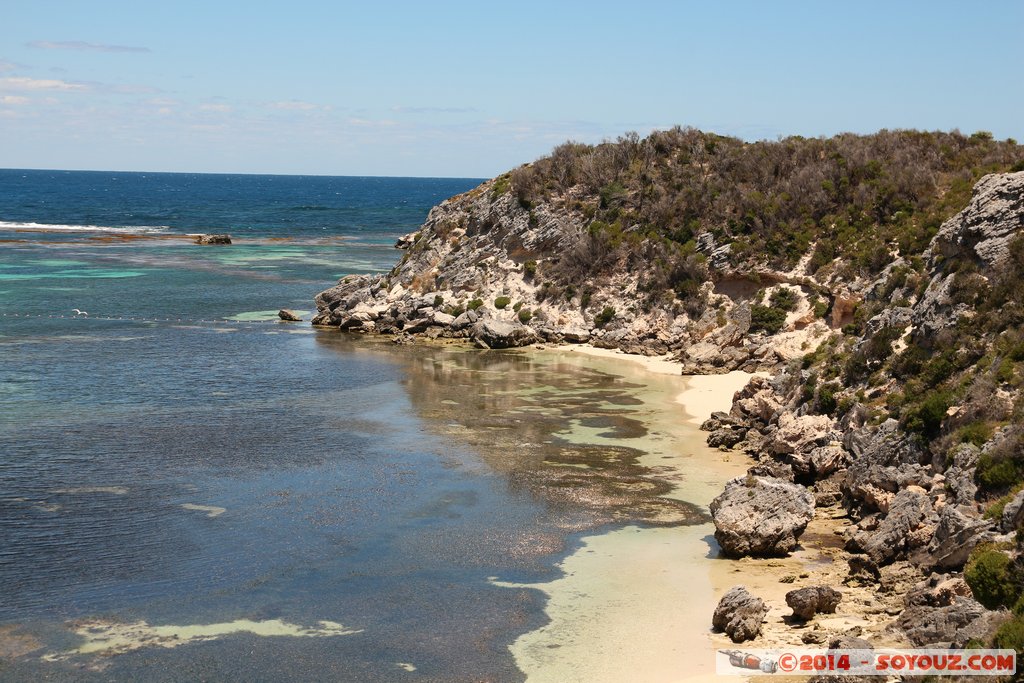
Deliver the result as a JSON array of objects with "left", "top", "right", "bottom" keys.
[{"left": 0, "top": 170, "right": 723, "bottom": 681}]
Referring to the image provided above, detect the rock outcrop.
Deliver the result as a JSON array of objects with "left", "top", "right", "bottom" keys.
[
  {"left": 712, "top": 586, "right": 768, "bottom": 643},
  {"left": 194, "top": 233, "right": 232, "bottom": 245},
  {"left": 785, "top": 586, "right": 842, "bottom": 621},
  {"left": 709, "top": 476, "right": 815, "bottom": 557}
]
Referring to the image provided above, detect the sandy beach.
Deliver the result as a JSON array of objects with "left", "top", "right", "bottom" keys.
[{"left": 497, "top": 344, "right": 906, "bottom": 682}]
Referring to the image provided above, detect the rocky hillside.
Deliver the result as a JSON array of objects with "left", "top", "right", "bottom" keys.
[{"left": 313, "top": 128, "right": 1024, "bottom": 655}]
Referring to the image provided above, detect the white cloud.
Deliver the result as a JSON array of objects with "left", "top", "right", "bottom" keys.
[
  {"left": 268, "top": 100, "right": 324, "bottom": 111},
  {"left": 391, "top": 106, "right": 476, "bottom": 114},
  {"left": 198, "top": 103, "right": 232, "bottom": 113},
  {"left": 1, "top": 95, "right": 30, "bottom": 105},
  {"left": 28, "top": 40, "right": 150, "bottom": 54},
  {"left": 0, "top": 76, "right": 87, "bottom": 92}
]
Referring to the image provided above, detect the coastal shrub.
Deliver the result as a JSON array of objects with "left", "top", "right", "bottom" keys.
[
  {"left": 594, "top": 306, "right": 615, "bottom": 327},
  {"left": 580, "top": 290, "right": 592, "bottom": 310},
  {"left": 518, "top": 308, "right": 533, "bottom": 323},
  {"left": 523, "top": 260, "right": 537, "bottom": 278},
  {"left": 901, "top": 391, "right": 953, "bottom": 441},
  {"left": 750, "top": 304, "right": 787, "bottom": 334},
  {"left": 993, "top": 616, "right": 1024, "bottom": 659},
  {"left": 958, "top": 421, "right": 995, "bottom": 448},
  {"left": 769, "top": 287, "right": 798, "bottom": 312},
  {"left": 491, "top": 174, "right": 511, "bottom": 198},
  {"left": 816, "top": 385, "right": 838, "bottom": 416},
  {"left": 446, "top": 305, "right": 465, "bottom": 317},
  {"left": 494, "top": 296, "right": 512, "bottom": 309},
  {"left": 977, "top": 429, "right": 1024, "bottom": 492},
  {"left": 433, "top": 294, "right": 444, "bottom": 308},
  {"left": 965, "top": 544, "right": 1019, "bottom": 609},
  {"left": 467, "top": 298, "right": 484, "bottom": 311},
  {"left": 513, "top": 302, "right": 523, "bottom": 312}
]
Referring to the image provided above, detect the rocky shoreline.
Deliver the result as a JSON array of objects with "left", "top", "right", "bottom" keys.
[{"left": 312, "top": 169, "right": 1024, "bottom": 661}]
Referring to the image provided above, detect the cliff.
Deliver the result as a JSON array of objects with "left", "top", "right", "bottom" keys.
[{"left": 313, "top": 128, "right": 1024, "bottom": 652}]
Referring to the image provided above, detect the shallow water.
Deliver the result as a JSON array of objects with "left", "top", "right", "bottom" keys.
[{"left": 0, "top": 172, "right": 728, "bottom": 681}]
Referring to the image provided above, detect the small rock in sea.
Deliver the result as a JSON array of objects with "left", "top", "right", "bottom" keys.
[
  {"left": 194, "top": 234, "right": 232, "bottom": 245},
  {"left": 278, "top": 309, "right": 302, "bottom": 322},
  {"left": 786, "top": 586, "right": 842, "bottom": 621},
  {"left": 712, "top": 586, "right": 768, "bottom": 643}
]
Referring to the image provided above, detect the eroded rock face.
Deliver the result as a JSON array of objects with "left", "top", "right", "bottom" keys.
[
  {"left": 851, "top": 488, "right": 933, "bottom": 565},
  {"left": 930, "top": 171, "right": 1024, "bottom": 270},
  {"left": 786, "top": 586, "right": 843, "bottom": 621},
  {"left": 915, "top": 172, "right": 1024, "bottom": 339},
  {"left": 277, "top": 309, "right": 302, "bottom": 322},
  {"left": 712, "top": 586, "right": 768, "bottom": 643},
  {"left": 710, "top": 476, "right": 815, "bottom": 557}
]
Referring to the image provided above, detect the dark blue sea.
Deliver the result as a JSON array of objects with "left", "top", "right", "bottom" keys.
[{"left": 0, "top": 170, "right": 707, "bottom": 681}]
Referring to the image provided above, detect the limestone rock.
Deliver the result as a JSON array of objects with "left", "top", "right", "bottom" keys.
[
  {"left": 768, "top": 413, "right": 834, "bottom": 457},
  {"left": 395, "top": 231, "right": 419, "bottom": 249},
  {"left": 710, "top": 476, "right": 815, "bottom": 557},
  {"left": 897, "top": 597, "right": 987, "bottom": 646},
  {"left": 470, "top": 317, "right": 537, "bottom": 349},
  {"left": 854, "top": 488, "right": 933, "bottom": 565},
  {"left": 712, "top": 586, "right": 768, "bottom": 643},
  {"left": 930, "top": 171, "right": 1024, "bottom": 270},
  {"left": 277, "top": 309, "right": 302, "bottom": 322},
  {"left": 786, "top": 586, "right": 843, "bottom": 621}
]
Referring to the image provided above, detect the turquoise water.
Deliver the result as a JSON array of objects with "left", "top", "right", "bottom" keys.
[{"left": 0, "top": 171, "right": 697, "bottom": 681}]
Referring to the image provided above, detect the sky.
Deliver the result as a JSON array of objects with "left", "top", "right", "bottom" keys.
[{"left": 1, "top": 0, "right": 1022, "bottom": 178}]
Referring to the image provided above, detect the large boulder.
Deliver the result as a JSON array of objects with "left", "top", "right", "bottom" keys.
[
  {"left": 712, "top": 586, "right": 768, "bottom": 643},
  {"left": 470, "top": 317, "right": 537, "bottom": 349},
  {"left": 785, "top": 586, "right": 842, "bottom": 621},
  {"left": 710, "top": 476, "right": 816, "bottom": 557},
  {"left": 768, "top": 413, "right": 835, "bottom": 457},
  {"left": 897, "top": 598, "right": 988, "bottom": 646},
  {"left": 852, "top": 488, "right": 933, "bottom": 565}
]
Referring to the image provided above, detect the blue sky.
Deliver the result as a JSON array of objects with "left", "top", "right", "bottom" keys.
[{"left": 1, "top": 1, "right": 1022, "bottom": 177}]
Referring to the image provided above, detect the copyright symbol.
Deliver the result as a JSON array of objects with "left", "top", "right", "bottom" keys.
[{"left": 778, "top": 653, "right": 796, "bottom": 672}]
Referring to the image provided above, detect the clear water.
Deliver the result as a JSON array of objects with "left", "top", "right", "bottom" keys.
[{"left": 0, "top": 170, "right": 702, "bottom": 681}]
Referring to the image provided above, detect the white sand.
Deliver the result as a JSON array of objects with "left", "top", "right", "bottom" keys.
[
  {"left": 500, "top": 347, "right": 757, "bottom": 682},
  {"left": 676, "top": 371, "right": 756, "bottom": 425}
]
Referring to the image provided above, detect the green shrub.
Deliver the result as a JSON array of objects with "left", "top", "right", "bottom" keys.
[
  {"left": 433, "top": 294, "right": 444, "bottom": 308},
  {"left": 993, "top": 615, "right": 1024, "bottom": 658},
  {"left": 446, "top": 305, "right": 465, "bottom": 317},
  {"left": 523, "top": 260, "right": 537, "bottom": 278},
  {"left": 518, "top": 308, "right": 533, "bottom": 323},
  {"left": 750, "top": 304, "right": 787, "bottom": 334},
  {"left": 594, "top": 306, "right": 615, "bottom": 327},
  {"left": 467, "top": 298, "right": 484, "bottom": 311},
  {"left": 513, "top": 302, "right": 523, "bottom": 312},
  {"left": 964, "top": 544, "right": 1018, "bottom": 609},
  {"left": 769, "top": 287, "right": 798, "bottom": 312},
  {"left": 901, "top": 391, "right": 952, "bottom": 440},
  {"left": 977, "top": 454, "right": 1022, "bottom": 490},
  {"left": 816, "top": 385, "right": 838, "bottom": 416},
  {"left": 491, "top": 174, "right": 511, "bottom": 197},
  {"left": 958, "top": 422, "right": 995, "bottom": 447},
  {"left": 494, "top": 296, "right": 512, "bottom": 309}
]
